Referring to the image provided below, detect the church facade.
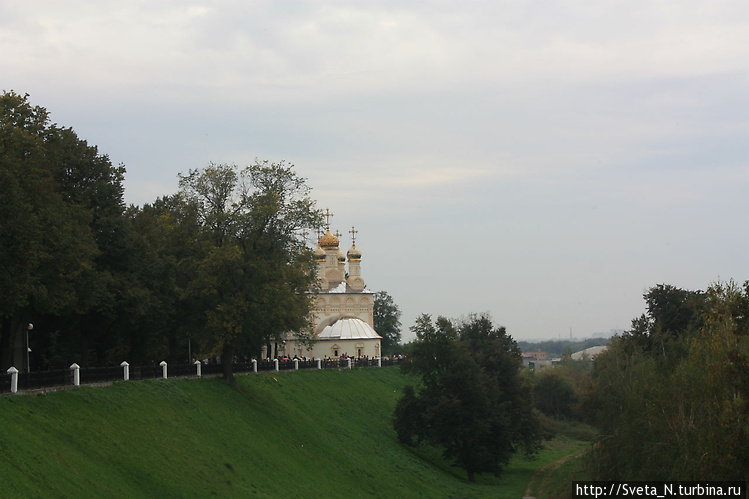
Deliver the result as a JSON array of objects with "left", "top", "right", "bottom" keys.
[{"left": 281, "top": 220, "right": 381, "bottom": 360}]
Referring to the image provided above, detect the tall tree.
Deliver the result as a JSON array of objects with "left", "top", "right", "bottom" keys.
[
  {"left": 0, "top": 91, "right": 113, "bottom": 370},
  {"left": 373, "top": 290, "right": 402, "bottom": 352},
  {"left": 394, "top": 313, "right": 540, "bottom": 482},
  {"left": 589, "top": 281, "right": 748, "bottom": 480},
  {"left": 178, "top": 161, "right": 321, "bottom": 384},
  {"left": 623, "top": 284, "right": 706, "bottom": 362}
]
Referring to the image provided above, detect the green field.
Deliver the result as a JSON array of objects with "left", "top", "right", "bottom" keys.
[{"left": 0, "top": 368, "right": 587, "bottom": 498}]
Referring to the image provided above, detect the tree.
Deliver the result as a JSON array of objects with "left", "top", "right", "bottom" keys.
[
  {"left": 589, "top": 281, "right": 749, "bottom": 480},
  {"left": 621, "top": 284, "right": 706, "bottom": 363},
  {"left": 0, "top": 91, "right": 121, "bottom": 370},
  {"left": 111, "top": 196, "right": 204, "bottom": 366},
  {"left": 178, "top": 161, "right": 321, "bottom": 384},
  {"left": 533, "top": 371, "right": 577, "bottom": 418},
  {"left": 373, "top": 291, "right": 402, "bottom": 352},
  {"left": 394, "top": 313, "right": 541, "bottom": 482}
]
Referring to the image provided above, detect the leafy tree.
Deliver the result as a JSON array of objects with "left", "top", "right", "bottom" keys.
[
  {"left": 373, "top": 291, "right": 402, "bottom": 352},
  {"left": 622, "top": 284, "right": 706, "bottom": 363},
  {"left": 588, "top": 281, "right": 748, "bottom": 480},
  {"left": 533, "top": 371, "right": 577, "bottom": 418},
  {"left": 178, "top": 161, "right": 321, "bottom": 384},
  {"left": 0, "top": 91, "right": 116, "bottom": 370},
  {"left": 113, "top": 196, "right": 205, "bottom": 365},
  {"left": 394, "top": 313, "right": 540, "bottom": 482}
]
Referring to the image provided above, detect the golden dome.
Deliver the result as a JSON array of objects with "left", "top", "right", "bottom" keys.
[
  {"left": 347, "top": 244, "right": 361, "bottom": 261},
  {"left": 313, "top": 245, "right": 325, "bottom": 261},
  {"left": 319, "top": 229, "right": 339, "bottom": 250}
]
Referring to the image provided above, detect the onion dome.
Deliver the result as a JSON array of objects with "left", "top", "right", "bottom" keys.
[
  {"left": 347, "top": 244, "right": 361, "bottom": 261},
  {"left": 319, "top": 229, "right": 339, "bottom": 250},
  {"left": 313, "top": 245, "right": 325, "bottom": 262},
  {"left": 337, "top": 248, "right": 346, "bottom": 263}
]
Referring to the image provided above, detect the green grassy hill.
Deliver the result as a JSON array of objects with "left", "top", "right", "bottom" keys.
[{"left": 0, "top": 368, "right": 585, "bottom": 498}]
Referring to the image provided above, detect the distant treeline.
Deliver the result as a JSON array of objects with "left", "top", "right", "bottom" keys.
[
  {"left": 517, "top": 337, "right": 609, "bottom": 356},
  {"left": 522, "top": 282, "right": 748, "bottom": 481},
  {"left": 586, "top": 282, "right": 749, "bottom": 480}
]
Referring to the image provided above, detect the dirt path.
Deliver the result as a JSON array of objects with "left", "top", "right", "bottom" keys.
[{"left": 522, "top": 448, "right": 584, "bottom": 499}]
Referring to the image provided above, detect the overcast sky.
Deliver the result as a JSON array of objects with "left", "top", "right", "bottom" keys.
[{"left": 4, "top": 1, "right": 747, "bottom": 342}]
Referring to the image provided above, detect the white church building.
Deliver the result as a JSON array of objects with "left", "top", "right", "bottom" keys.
[{"left": 279, "top": 219, "right": 382, "bottom": 360}]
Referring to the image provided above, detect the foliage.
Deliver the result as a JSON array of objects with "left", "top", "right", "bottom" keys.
[
  {"left": 177, "top": 161, "right": 322, "bottom": 383},
  {"left": 394, "top": 313, "right": 542, "bottom": 482},
  {"left": 0, "top": 91, "right": 127, "bottom": 370},
  {"left": 533, "top": 371, "right": 578, "bottom": 419},
  {"left": 622, "top": 284, "right": 707, "bottom": 365},
  {"left": 588, "top": 281, "right": 749, "bottom": 480},
  {"left": 373, "top": 290, "right": 402, "bottom": 352},
  {"left": 1, "top": 92, "right": 327, "bottom": 375}
]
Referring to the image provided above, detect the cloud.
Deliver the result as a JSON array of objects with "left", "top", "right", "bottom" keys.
[
  {"left": 4, "top": 0, "right": 747, "bottom": 341},
  {"left": 6, "top": 1, "right": 747, "bottom": 104}
]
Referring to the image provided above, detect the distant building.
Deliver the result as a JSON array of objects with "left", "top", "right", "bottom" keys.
[
  {"left": 522, "top": 351, "right": 559, "bottom": 369},
  {"left": 524, "top": 351, "right": 548, "bottom": 361},
  {"left": 277, "top": 215, "right": 381, "bottom": 360},
  {"left": 571, "top": 345, "right": 608, "bottom": 360}
]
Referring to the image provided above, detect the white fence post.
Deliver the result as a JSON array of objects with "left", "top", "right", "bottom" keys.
[
  {"left": 7, "top": 367, "right": 18, "bottom": 394},
  {"left": 317, "top": 359, "right": 321, "bottom": 369},
  {"left": 121, "top": 361, "right": 129, "bottom": 381},
  {"left": 70, "top": 363, "right": 80, "bottom": 386},
  {"left": 159, "top": 361, "right": 168, "bottom": 379},
  {"left": 252, "top": 359, "right": 257, "bottom": 373},
  {"left": 377, "top": 357, "right": 382, "bottom": 367},
  {"left": 347, "top": 358, "right": 352, "bottom": 369},
  {"left": 274, "top": 359, "right": 279, "bottom": 372},
  {"left": 294, "top": 359, "right": 299, "bottom": 370},
  {"left": 194, "top": 360, "right": 202, "bottom": 377}
]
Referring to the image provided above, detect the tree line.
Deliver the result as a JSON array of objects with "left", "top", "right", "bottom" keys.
[
  {"left": 586, "top": 281, "right": 749, "bottom": 480},
  {"left": 1, "top": 92, "right": 403, "bottom": 382},
  {"left": 497, "top": 282, "right": 748, "bottom": 481},
  {"left": 393, "top": 282, "right": 748, "bottom": 482},
  {"left": 2, "top": 91, "right": 394, "bottom": 383},
  {"left": 517, "top": 337, "right": 609, "bottom": 356}
]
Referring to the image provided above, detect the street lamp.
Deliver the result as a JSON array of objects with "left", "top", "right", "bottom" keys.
[
  {"left": 187, "top": 332, "right": 192, "bottom": 364},
  {"left": 26, "top": 323, "right": 33, "bottom": 374}
]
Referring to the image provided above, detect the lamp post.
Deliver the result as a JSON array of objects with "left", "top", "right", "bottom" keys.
[
  {"left": 187, "top": 332, "right": 192, "bottom": 364},
  {"left": 26, "top": 323, "right": 33, "bottom": 389},
  {"left": 26, "top": 323, "right": 33, "bottom": 374}
]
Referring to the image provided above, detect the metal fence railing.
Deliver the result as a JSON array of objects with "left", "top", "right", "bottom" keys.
[{"left": 1, "top": 357, "right": 404, "bottom": 394}]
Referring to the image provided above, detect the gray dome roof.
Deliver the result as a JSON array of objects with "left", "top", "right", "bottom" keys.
[{"left": 318, "top": 317, "right": 381, "bottom": 340}]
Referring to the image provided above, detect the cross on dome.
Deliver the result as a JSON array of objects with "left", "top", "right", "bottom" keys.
[
  {"left": 349, "top": 226, "right": 358, "bottom": 245},
  {"left": 323, "top": 208, "right": 334, "bottom": 230}
]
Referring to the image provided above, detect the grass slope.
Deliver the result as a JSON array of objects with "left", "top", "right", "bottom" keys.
[{"left": 0, "top": 368, "right": 585, "bottom": 498}]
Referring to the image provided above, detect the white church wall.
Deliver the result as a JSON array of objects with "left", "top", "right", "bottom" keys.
[{"left": 281, "top": 338, "right": 381, "bottom": 360}]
